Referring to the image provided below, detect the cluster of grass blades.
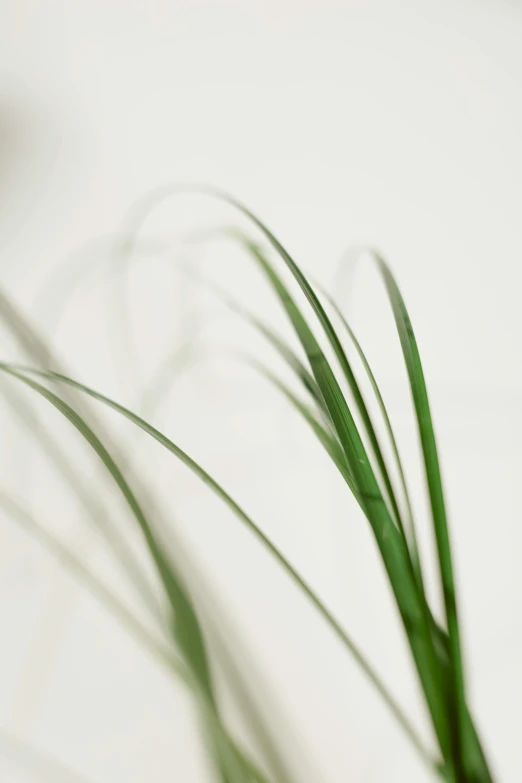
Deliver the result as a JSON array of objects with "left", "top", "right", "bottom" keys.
[{"left": 0, "top": 187, "right": 494, "bottom": 782}]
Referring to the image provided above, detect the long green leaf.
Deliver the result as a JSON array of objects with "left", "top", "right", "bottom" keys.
[
  {"left": 314, "top": 281, "right": 424, "bottom": 594},
  {"left": 374, "top": 254, "right": 493, "bottom": 782}
]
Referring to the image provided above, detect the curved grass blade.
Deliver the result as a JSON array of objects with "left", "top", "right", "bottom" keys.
[
  {"left": 0, "top": 367, "right": 272, "bottom": 783},
  {"left": 1, "top": 362, "right": 438, "bottom": 775},
  {"left": 2, "top": 372, "right": 215, "bottom": 695},
  {"left": 0, "top": 380, "right": 164, "bottom": 623},
  {"left": 314, "top": 281, "right": 424, "bottom": 594},
  {"left": 0, "top": 289, "right": 167, "bottom": 626},
  {"left": 228, "top": 233, "right": 410, "bottom": 530},
  {"left": 373, "top": 254, "right": 493, "bottom": 782},
  {"left": 312, "top": 282, "right": 492, "bottom": 780},
  {"left": 0, "top": 288, "right": 290, "bottom": 783}
]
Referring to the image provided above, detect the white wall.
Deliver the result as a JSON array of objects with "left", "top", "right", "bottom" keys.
[{"left": 0, "top": 1, "right": 521, "bottom": 781}]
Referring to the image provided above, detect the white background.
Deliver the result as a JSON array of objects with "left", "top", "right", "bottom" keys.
[{"left": 0, "top": 1, "right": 521, "bottom": 781}]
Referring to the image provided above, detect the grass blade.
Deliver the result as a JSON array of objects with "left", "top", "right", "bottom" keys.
[
  {"left": 373, "top": 254, "right": 493, "bottom": 782},
  {"left": 314, "top": 281, "right": 425, "bottom": 594}
]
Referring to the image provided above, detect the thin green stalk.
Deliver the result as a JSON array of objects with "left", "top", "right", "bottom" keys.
[
  {"left": 374, "top": 253, "right": 493, "bottom": 782},
  {"left": 315, "top": 282, "right": 424, "bottom": 594}
]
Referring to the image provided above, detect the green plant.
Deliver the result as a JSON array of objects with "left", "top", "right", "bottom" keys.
[{"left": 0, "top": 188, "right": 494, "bottom": 782}]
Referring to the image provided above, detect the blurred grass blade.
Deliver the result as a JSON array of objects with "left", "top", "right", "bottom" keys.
[
  {"left": 0, "top": 380, "right": 164, "bottom": 623},
  {"left": 0, "top": 286, "right": 293, "bottom": 783},
  {"left": 0, "top": 361, "right": 437, "bottom": 775},
  {"left": 0, "top": 729, "right": 98, "bottom": 783},
  {"left": 0, "top": 287, "right": 167, "bottom": 626},
  {"left": 0, "top": 490, "right": 188, "bottom": 683},
  {"left": 0, "top": 366, "right": 272, "bottom": 783},
  {"left": 2, "top": 371, "right": 215, "bottom": 698}
]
